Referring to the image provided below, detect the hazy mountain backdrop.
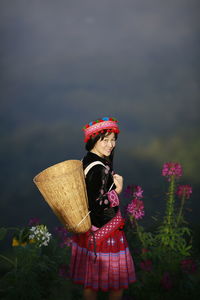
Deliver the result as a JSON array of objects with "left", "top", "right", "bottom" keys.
[{"left": 0, "top": 0, "right": 199, "bottom": 230}]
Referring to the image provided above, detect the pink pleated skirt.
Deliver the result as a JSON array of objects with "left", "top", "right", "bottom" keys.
[{"left": 70, "top": 228, "right": 136, "bottom": 291}]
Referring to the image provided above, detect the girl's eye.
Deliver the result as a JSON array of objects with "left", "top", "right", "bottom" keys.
[{"left": 103, "top": 139, "right": 116, "bottom": 142}]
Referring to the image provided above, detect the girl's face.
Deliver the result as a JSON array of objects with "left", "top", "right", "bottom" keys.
[{"left": 91, "top": 132, "right": 116, "bottom": 158}]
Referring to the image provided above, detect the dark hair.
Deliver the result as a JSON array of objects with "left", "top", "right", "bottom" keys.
[{"left": 85, "top": 130, "right": 118, "bottom": 164}]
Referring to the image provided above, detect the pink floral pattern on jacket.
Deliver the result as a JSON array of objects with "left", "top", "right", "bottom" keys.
[{"left": 107, "top": 190, "right": 120, "bottom": 207}]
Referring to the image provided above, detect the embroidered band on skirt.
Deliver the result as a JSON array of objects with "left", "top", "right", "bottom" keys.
[{"left": 70, "top": 228, "right": 136, "bottom": 291}]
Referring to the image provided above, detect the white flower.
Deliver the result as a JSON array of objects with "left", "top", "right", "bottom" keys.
[
  {"left": 28, "top": 224, "right": 51, "bottom": 247},
  {"left": 30, "top": 226, "right": 36, "bottom": 232}
]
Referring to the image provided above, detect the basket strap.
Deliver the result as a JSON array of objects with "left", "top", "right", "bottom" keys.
[
  {"left": 88, "top": 210, "right": 125, "bottom": 245},
  {"left": 84, "top": 161, "right": 114, "bottom": 192},
  {"left": 84, "top": 161, "right": 106, "bottom": 176}
]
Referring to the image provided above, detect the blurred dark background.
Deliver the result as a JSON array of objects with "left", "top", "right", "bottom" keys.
[{"left": 0, "top": 0, "right": 199, "bottom": 232}]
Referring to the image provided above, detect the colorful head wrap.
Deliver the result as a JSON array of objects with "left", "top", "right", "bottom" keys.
[{"left": 82, "top": 117, "right": 120, "bottom": 143}]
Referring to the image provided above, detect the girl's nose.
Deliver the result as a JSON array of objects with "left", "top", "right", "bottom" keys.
[{"left": 109, "top": 140, "right": 115, "bottom": 147}]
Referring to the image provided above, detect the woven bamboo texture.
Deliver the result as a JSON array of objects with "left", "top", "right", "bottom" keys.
[{"left": 33, "top": 160, "right": 91, "bottom": 233}]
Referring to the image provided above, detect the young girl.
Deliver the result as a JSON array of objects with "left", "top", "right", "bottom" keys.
[{"left": 70, "top": 117, "right": 136, "bottom": 300}]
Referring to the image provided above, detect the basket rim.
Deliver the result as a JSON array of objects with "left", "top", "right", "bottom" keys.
[{"left": 33, "top": 159, "right": 83, "bottom": 183}]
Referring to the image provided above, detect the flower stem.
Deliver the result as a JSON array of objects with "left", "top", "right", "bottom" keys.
[
  {"left": 177, "top": 194, "right": 186, "bottom": 225},
  {"left": 7, "top": 227, "right": 20, "bottom": 231},
  {"left": 166, "top": 175, "right": 175, "bottom": 226},
  {"left": 134, "top": 218, "right": 145, "bottom": 247},
  {"left": 0, "top": 254, "right": 16, "bottom": 267}
]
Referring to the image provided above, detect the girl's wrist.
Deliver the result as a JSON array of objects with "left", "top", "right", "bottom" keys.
[{"left": 115, "top": 188, "right": 122, "bottom": 195}]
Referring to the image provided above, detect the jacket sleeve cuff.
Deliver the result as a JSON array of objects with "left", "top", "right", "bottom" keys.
[{"left": 107, "top": 190, "right": 120, "bottom": 207}]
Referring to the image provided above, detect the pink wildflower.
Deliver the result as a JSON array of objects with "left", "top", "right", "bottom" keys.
[
  {"left": 124, "top": 185, "right": 144, "bottom": 199},
  {"left": 176, "top": 185, "right": 192, "bottom": 199},
  {"left": 160, "top": 272, "right": 173, "bottom": 290},
  {"left": 54, "top": 226, "right": 71, "bottom": 248},
  {"left": 133, "top": 185, "right": 144, "bottom": 198},
  {"left": 124, "top": 185, "right": 133, "bottom": 198},
  {"left": 162, "top": 162, "right": 183, "bottom": 180},
  {"left": 54, "top": 226, "right": 68, "bottom": 239},
  {"left": 28, "top": 218, "right": 40, "bottom": 226},
  {"left": 127, "top": 198, "right": 145, "bottom": 220},
  {"left": 180, "top": 259, "right": 197, "bottom": 274},
  {"left": 141, "top": 248, "right": 149, "bottom": 254},
  {"left": 140, "top": 259, "right": 152, "bottom": 272},
  {"left": 59, "top": 237, "right": 72, "bottom": 248}
]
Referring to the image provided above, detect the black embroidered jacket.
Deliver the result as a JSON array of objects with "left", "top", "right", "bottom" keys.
[{"left": 82, "top": 152, "right": 119, "bottom": 228}]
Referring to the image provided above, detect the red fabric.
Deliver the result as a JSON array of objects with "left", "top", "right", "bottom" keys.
[
  {"left": 70, "top": 227, "right": 136, "bottom": 291},
  {"left": 87, "top": 210, "right": 125, "bottom": 246},
  {"left": 83, "top": 120, "right": 120, "bottom": 142}
]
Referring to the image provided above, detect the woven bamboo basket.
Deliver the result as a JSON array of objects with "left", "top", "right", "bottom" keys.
[{"left": 33, "top": 160, "right": 91, "bottom": 233}]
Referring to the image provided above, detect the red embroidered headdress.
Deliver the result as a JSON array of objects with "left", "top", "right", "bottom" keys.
[{"left": 82, "top": 117, "right": 120, "bottom": 143}]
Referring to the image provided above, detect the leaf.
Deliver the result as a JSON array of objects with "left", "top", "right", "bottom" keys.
[
  {"left": 181, "top": 227, "right": 191, "bottom": 236},
  {"left": 0, "top": 227, "right": 7, "bottom": 240},
  {"left": 185, "top": 245, "right": 192, "bottom": 251}
]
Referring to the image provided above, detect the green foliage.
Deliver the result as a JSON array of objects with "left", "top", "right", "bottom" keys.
[
  {"left": 0, "top": 228, "right": 7, "bottom": 240},
  {"left": 0, "top": 226, "right": 77, "bottom": 300},
  {"left": 124, "top": 163, "right": 200, "bottom": 299},
  {"left": 1, "top": 163, "right": 200, "bottom": 299}
]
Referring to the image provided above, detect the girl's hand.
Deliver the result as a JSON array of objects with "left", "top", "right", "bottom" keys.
[{"left": 113, "top": 174, "right": 123, "bottom": 194}]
